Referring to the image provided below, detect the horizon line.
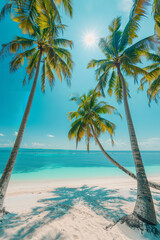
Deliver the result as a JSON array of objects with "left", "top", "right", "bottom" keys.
[{"left": 0, "top": 147, "right": 160, "bottom": 152}]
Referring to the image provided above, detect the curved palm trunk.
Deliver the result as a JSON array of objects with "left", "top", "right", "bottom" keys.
[
  {"left": 91, "top": 125, "right": 136, "bottom": 177},
  {"left": 90, "top": 125, "right": 160, "bottom": 191},
  {"left": 117, "top": 65, "right": 157, "bottom": 225},
  {"left": 0, "top": 51, "right": 42, "bottom": 215}
]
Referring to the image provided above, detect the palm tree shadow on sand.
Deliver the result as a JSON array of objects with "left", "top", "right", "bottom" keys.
[{"left": 0, "top": 186, "right": 160, "bottom": 239}]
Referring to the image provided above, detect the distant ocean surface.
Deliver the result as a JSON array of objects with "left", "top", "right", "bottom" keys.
[{"left": 0, "top": 148, "right": 160, "bottom": 180}]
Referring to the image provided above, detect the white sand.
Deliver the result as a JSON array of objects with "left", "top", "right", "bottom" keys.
[{"left": 1, "top": 175, "right": 160, "bottom": 240}]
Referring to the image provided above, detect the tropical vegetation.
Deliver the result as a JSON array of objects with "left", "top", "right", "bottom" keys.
[
  {"left": 139, "top": 53, "right": 160, "bottom": 103},
  {"left": 0, "top": 0, "right": 73, "bottom": 215},
  {"left": 68, "top": 90, "right": 160, "bottom": 191},
  {"left": 0, "top": 0, "right": 73, "bottom": 23},
  {"left": 130, "top": 0, "right": 160, "bottom": 103},
  {"left": 130, "top": 0, "right": 160, "bottom": 36}
]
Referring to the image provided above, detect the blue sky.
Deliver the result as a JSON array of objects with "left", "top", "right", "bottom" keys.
[{"left": 0, "top": 0, "right": 160, "bottom": 151}]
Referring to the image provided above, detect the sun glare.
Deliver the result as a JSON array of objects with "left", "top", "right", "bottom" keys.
[{"left": 83, "top": 32, "right": 97, "bottom": 47}]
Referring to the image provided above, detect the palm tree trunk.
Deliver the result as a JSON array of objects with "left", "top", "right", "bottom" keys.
[
  {"left": 117, "top": 64, "right": 157, "bottom": 225},
  {"left": 90, "top": 125, "right": 137, "bottom": 177},
  {"left": 0, "top": 51, "right": 42, "bottom": 215},
  {"left": 90, "top": 125, "right": 160, "bottom": 191}
]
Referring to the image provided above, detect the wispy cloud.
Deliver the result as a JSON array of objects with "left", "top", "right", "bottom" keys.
[
  {"left": 117, "top": 0, "right": 133, "bottom": 13},
  {"left": 0, "top": 133, "right": 4, "bottom": 137},
  {"left": 14, "top": 131, "right": 18, "bottom": 136},
  {"left": 47, "top": 134, "right": 54, "bottom": 138},
  {"left": 104, "top": 137, "right": 160, "bottom": 151},
  {"left": 100, "top": 137, "right": 160, "bottom": 151},
  {"left": 0, "top": 140, "right": 13, "bottom": 147},
  {"left": 105, "top": 138, "right": 130, "bottom": 150},
  {"left": 32, "top": 142, "right": 45, "bottom": 148},
  {"left": 92, "top": 138, "right": 131, "bottom": 151},
  {"left": 139, "top": 137, "right": 160, "bottom": 150}
]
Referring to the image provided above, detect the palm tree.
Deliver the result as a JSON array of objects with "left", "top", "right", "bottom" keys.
[
  {"left": 68, "top": 90, "right": 143, "bottom": 175},
  {"left": 0, "top": 15, "right": 73, "bottom": 216},
  {"left": 69, "top": 91, "right": 160, "bottom": 191},
  {"left": 87, "top": 17, "right": 157, "bottom": 225},
  {"left": 0, "top": 0, "right": 73, "bottom": 35}
]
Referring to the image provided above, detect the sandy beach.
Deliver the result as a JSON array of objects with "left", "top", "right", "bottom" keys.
[{"left": 0, "top": 175, "right": 160, "bottom": 240}]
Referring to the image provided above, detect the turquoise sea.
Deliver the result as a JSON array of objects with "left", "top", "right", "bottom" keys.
[{"left": 0, "top": 148, "right": 160, "bottom": 180}]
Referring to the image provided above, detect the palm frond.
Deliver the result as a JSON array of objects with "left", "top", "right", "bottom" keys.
[
  {"left": 26, "top": 50, "right": 40, "bottom": 73},
  {"left": 98, "top": 117, "right": 115, "bottom": 135},
  {"left": 123, "top": 35, "right": 158, "bottom": 59},
  {"left": 68, "top": 118, "right": 83, "bottom": 140},
  {"left": 54, "top": 38, "right": 73, "bottom": 49},
  {"left": 114, "top": 75, "right": 123, "bottom": 103},
  {"left": 119, "top": 0, "right": 151, "bottom": 50},
  {"left": 45, "top": 45, "right": 73, "bottom": 85},
  {"left": 13, "top": 0, "right": 38, "bottom": 35},
  {"left": 10, "top": 54, "right": 24, "bottom": 72},
  {"left": 142, "top": 52, "right": 160, "bottom": 63},
  {"left": 109, "top": 17, "right": 121, "bottom": 33},
  {"left": 45, "top": 60, "right": 55, "bottom": 88},
  {"left": 0, "top": 36, "right": 35, "bottom": 57},
  {"left": 54, "top": 0, "right": 73, "bottom": 17},
  {"left": 148, "top": 75, "right": 160, "bottom": 103},
  {"left": 141, "top": 67, "right": 160, "bottom": 84},
  {"left": 0, "top": 3, "right": 12, "bottom": 21},
  {"left": 41, "top": 59, "right": 46, "bottom": 92},
  {"left": 87, "top": 59, "right": 108, "bottom": 69},
  {"left": 130, "top": 0, "right": 150, "bottom": 19},
  {"left": 99, "top": 38, "right": 115, "bottom": 56},
  {"left": 108, "top": 71, "right": 116, "bottom": 96},
  {"left": 108, "top": 17, "right": 122, "bottom": 56}
]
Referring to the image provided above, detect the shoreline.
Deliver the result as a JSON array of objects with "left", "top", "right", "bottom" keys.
[
  {"left": 7, "top": 164, "right": 160, "bottom": 182},
  {"left": 7, "top": 174, "right": 160, "bottom": 200}
]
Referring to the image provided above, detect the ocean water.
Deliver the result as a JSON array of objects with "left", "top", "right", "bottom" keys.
[{"left": 0, "top": 148, "right": 160, "bottom": 180}]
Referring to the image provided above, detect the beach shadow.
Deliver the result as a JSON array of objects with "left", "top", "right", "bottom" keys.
[{"left": 0, "top": 185, "right": 160, "bottom": 240}]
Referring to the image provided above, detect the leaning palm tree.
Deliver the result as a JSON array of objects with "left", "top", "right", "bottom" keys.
[
  {"left": 0, "top": 16, "right": 73, "bottom": 216},
  {"left": 69, "top": 91, "right": 160, "bottom": 191},
  {"left": 87, "top": 17, "right": 157, "bottom": 225},
  {"left": 68, "top": 90, "right": 143, "bottom": 177}
]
